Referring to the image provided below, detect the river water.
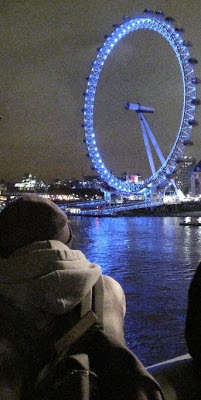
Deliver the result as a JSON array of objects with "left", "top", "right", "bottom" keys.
[{"left": 69, "top": 215, "right": 201, "bottom": 367}]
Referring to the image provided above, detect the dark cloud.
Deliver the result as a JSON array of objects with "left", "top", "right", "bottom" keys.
[{"left": 1, "top": 0, "right": 201, "bottom": 182}]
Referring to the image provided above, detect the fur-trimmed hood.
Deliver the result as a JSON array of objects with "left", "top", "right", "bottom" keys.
[{"left": 0, "top": 240, "right": 101, "bottom": 315}]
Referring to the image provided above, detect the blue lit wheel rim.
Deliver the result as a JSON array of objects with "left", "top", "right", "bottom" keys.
[{"left": 83, "top": 14, "right": 197, "bottom": 194}]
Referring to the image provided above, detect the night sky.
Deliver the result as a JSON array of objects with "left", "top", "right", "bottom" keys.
[{"left": 1, "top": 0, "right": 201, "bottom": 183}]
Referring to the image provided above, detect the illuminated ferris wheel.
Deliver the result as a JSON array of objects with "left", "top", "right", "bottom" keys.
[{"left": 83, "top": 9, "right": 200, "bottom": 194}]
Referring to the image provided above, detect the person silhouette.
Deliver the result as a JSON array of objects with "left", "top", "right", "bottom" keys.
[{"left": 0, "top": 194, "right": 164, "bottom": 400}]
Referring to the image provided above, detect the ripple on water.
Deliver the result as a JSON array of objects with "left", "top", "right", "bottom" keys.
[{"left": 70, "top": 216, "right": 201, "bottom": 365}]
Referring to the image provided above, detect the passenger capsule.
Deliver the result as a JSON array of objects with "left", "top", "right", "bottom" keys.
[
  {"left": 175, "top": 26, "right": 185, "bottom": 33},
  {"left": 122, "top": 16, "right": 130, "bottom": 21},
  {"left": 182, "top": 40, "right": 192, "bottom": 47},
  {"left": 144, "top": 9, "right": 154, "bottom": 15},
  {"left": 155, "top": 11, "right": 164, "bottom": 18},
  {"left": 188, "top": 57, "right": 198, "bottom": 65},
  {"left": 188, "top": 119, "right": 199, "bottom": 126},
  {"left": 183, "top": 139, "right": 193, "bottom": 146},
  {"left": 191, "top": 99, "right": 201, "bottom": 105},
  {"left": 165, "top": 16, "right": 175, "bottom": 23},
  {"left": 191, "top": 77, "right": 201, "bottom": 84}
]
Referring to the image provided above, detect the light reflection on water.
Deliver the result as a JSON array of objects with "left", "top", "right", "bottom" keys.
[{"left": 70, "top": 216, "right": 201, "bottom": 366}]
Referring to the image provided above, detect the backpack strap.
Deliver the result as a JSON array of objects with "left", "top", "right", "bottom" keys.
[
  {"left": 92, "top": 275, "right": 104, "bottom": 326},
  {"left": 55, "top": 310, "right": 98, "bottom": 356},
  {"left": 80, "top": 276, "right": 104, "bottom": 328},
  {"left": 54, "top": 276, "right": 104, "bottom": 356}
]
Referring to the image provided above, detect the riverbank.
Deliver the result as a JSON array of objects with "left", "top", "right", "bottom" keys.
[
  {"left": 63, "top": 199, "right": 201, "bottom": 217},
  {"left": 118, "top": 201, "right": 201, "bottom": 217}
]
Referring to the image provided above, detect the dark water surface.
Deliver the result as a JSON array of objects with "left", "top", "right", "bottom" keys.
[{"left": 69, "top": 215, "right": 201, "bottom": 366}]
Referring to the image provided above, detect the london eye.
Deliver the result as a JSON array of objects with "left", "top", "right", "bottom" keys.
[{"left": 83, "top": 10, "right": 200, "bottom": 195}]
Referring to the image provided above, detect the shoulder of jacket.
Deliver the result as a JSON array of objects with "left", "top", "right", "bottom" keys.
[{"left": 103, "top": 275, "right": 124, "bottom": 293}]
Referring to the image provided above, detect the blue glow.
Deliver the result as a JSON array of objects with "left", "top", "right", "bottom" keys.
[{"left": 83, "top": 14, "right": 197, "bottom": 195}]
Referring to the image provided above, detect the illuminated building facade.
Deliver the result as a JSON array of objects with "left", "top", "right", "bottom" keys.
[
  {"left": 14, "top": 173, "right": 47, "bottom": 191},
  {"left": 191, "top": 160, "right": 201, "bottom": 197},
  {"left": 175, "top": 156, "right": 196, "bottom": 195}
]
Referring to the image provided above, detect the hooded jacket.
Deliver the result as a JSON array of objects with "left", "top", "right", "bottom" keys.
[
  {"left": 0, "top": 240, "right": 165, "bottom": 400},
  {"left": 0, "top": 239, "right": 126, "bottom": 342}
]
